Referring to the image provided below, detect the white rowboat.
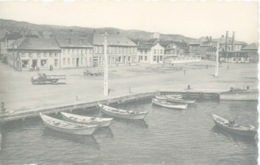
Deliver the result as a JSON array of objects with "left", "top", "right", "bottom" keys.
[
  {"left": 61, "top": 112, "right": 113, "bottom": 127},
  {"left": 98, "top": 103, "right": 149, "bottom": 120},
  {"left": 40, "top": 113, "right": 98, "bottom": 135},
  {"left": 152, "top": 98, "right": 187, "bottom": 110}
]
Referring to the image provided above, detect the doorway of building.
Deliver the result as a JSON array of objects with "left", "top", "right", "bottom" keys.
[
  {"left": 32, "top": 60, "right": 37, "bottom": 69},
  {"left": 76, "top": 58, "right": 79, "bottom": 67}
]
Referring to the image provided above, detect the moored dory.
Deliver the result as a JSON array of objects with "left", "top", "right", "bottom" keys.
[
  {"left": 212, "top": 114, "right": 257, "bottom": 137},
  {"left": 60, "top": 112, "right": 113, "bottom": 127},
  {"left": 155, "top": 94, "right": 182, "bottom": 100},
  {"left": 97, "top": 103, "right": 149, "bottom": 120},
  {"left": 40, "top": 113, "right": 98, "bottom": 135},
  {"left": 152, "top": 98, "right": 187, "bottom": 110},
  {"left": 166, "top": 95, "right": 196, "bottom": 104}
]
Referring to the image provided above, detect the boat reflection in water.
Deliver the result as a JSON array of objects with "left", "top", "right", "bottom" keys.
[
  {"left": 42, "top": 128, "right": 99, "bottom": 149},
  {"left": 94, "top": 127, "right": 114, "bottom": 138},
  {"left": 112, "top": 117, "right": 148, "bottom": 129},
  {"left": 211, "top": 126, "right": 257, "bottom": 145}
]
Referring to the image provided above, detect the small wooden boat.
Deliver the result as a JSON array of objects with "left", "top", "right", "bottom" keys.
[
  {"left": 152, "top": 98, "right": 187, "bottom": 110},
  {"left": 166, "top": 94, "right": 182, "bottom": 99},
  {"left": 40, "top": 113, "right": 98, "bottom": 135},
  {"left": 60, "top": 112, "right": 113, "bottom": 127},
  {"left": 155, "top": 94, "right": 182, "bottom": 100},
  {"left": 155, "top": 95, "right": 168, "bottom": 100},
  {"left": 212, "top": 114, "right": 257, "bottom": 137},
  {"left": 97, "top": 103, "right": 149, "bottom": 120},
  {"left": 166, "top": 96, "right": 196, "bottom": 104}
]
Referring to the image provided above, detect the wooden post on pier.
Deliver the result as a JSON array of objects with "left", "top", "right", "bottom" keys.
[
  {"left": 104, "top": 32, "right": 109, "bottom": 96},
  {"left": 215, "top": 42, "right": 219, "bottom": 77}
]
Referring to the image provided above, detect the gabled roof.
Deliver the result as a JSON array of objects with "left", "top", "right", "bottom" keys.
[
  {"left": 92, "top": 33, "right": 136, "bottom": 47},
  {"left": 242, "top": 43, "right": 258, "bottom": 50},
  {"left": 55, "top": 36, "right": 92, "bottom": 48},
  {"left": 137, "top": 39, "right": 162, "bottom": 50},
  {"left": 8, "top": 38, "right": 61, "bottom": 50}
]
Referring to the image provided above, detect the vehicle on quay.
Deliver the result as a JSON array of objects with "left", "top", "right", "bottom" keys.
[
  {"left": 60, "top": 112, "right": 113, "bottom": 127},
  {"left": 166, "top": 95, "right": 196, "bottom": 104},
  {"left": 31, "top": 73, "right": 66, "bottom": 85},
  {"left": 97, "top": 103, "right": 149, "bottom": 120},
  {"left": 83, "top": 67, "right": 103, "bottom": 76},
  {"left": 39, "top": 113, "right": 98, "bottom": 135},
  {"left": 212, "top": 114, "right": 257, "bottom": 137},
  {"left": 152, "top": 98, "right": 187, "bottom": 110}
]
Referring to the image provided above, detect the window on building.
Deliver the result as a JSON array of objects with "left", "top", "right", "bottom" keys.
[
  {"left": 54, "top": 59, "right": 58, "bottom": 67},
  {"left": 160, "top": 56, "right": 163, "bottom": 61},
  {"left": 154, "top": 49, "right": 156, "bottom": 54},
  {"left": 68, "top": 58, "right": 70, "bottom": 65},
  {"left": 81, "top": 58, "right": 83, "bottom": 64},
  {"left": 153, "top": 56, "right": 156, "bottom": 61},
  {"left": 41, "top": 60, "right": 47, "bottom": 67},
  {"left": 118, "top": 56, "right": 121, "bottom": 62},
  {"left": 22, "top": 60, "right": 29, "bottom": 68},
  {"left": 128, "top": 56, "right": 131, "bottom": 62},
  {"left": 140, "top": 56, "right": 143, "bottom": 60},
  {"left": 145, "top": 56, "right": 147, "bottom": 61}
]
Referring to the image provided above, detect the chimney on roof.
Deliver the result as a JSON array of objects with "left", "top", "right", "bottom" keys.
[
  {"left": 225, "top": 31, "right": 229, "bottom": 52},
  {"left": 232, "top": 31, "right": 235, "bottom": 51}
]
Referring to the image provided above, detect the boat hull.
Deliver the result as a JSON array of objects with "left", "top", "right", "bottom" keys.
[
  {"left": 61, "top": 112, "right": 113, "bottom": 127},
  {"left": 152, "top": 99, "right": 187, "bottom": 110},
  {"left": 212, "top": 114, "right": 257, "bottom": 137},
  {"left": 98, "top": 104, "right": 148, "bottom": 120},
  {"left": 40, "top": 113, "right": 97, "bottom": 135}
]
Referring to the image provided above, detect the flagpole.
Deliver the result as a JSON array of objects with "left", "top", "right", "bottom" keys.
[
  {"left": 104, "top": 32, "right": 108, "bottom": 96},
  {"left": 215, "top": 42, "right": 219, "bottom": 77}
]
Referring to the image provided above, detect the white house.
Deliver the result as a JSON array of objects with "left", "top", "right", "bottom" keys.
[{"left": 137, "top": 41, "right": 165, "bottom": 64}]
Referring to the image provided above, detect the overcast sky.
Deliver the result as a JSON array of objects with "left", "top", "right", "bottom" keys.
[{"left": 0, "top": 1, "right": 258, "bottom": 43}]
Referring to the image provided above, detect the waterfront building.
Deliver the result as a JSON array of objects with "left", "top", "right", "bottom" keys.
[
  {"left": 188, "top": 41, "right": 200, "bottom": 55},
  {"left": 242, "top": 43, "right": 259, "bottom": 63},
  {"left": 7, "top": 37, "right": 61, "bottom": 71},
  {"left": 55, "top": 36, "right": 93, "bottom": 68},
  {"left": 92, "top": 33, "right": 137, "bottom": 66},
  {"left": 137, "top": 40, "right": 165, "bottom": 64}
]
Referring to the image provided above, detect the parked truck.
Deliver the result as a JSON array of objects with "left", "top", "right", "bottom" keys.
[{"left": 31, "top": 73, "right": 66, "bottom": 85}]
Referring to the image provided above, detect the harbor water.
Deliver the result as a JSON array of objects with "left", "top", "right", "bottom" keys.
[{"left": 0, "top": 100, "right": 258, "bottom": 164}]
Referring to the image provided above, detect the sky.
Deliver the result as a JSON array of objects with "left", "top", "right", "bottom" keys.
[{"left": 0, "top": 1, "right": 259, "bottom": 43}]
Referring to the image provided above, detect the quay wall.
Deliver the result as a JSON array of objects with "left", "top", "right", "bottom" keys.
[{"left": 0, "top": 88, "right": 257, "bottom": 123}]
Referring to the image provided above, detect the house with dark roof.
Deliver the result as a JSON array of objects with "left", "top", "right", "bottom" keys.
[
  {"left": 137, "top": 40, "right": 164, "bottom": 64},
  {"left": 7, "top": 38, "right": 61, "bottom": 71},
  {"left": 242, "top": 43, "right": 259, "bottom": 63},
  {"left": 55, "top": 36, "right": 93, "bottom": 68},
  {"left": 92, "top": 33, "right": 137, "bottom": 66}
]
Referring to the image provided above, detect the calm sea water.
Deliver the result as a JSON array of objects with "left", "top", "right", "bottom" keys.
[{"left": 0, "top": 99, "right": 258, "bottom": 165}]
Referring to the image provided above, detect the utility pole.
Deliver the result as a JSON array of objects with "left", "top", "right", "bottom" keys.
[
  {"left": 103, "top": 32, "right": 108, "bottom": 96},
  {"left": 215, "top": 42, "right": 219, "bottom": 77}
]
